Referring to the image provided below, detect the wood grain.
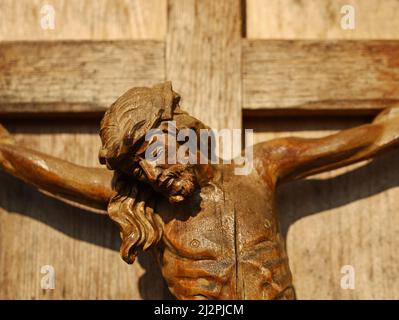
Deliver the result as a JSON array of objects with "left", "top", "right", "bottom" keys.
[
  {"left": 244, "top": 0, "right": 399, "bottom": 300},
  {"left": 243, "top": 40, "right": 399, "bottom": 114},
  {"left": 0, "top": 121, "right": 171, "bottom": 299},
  {"left": 166, "top": 0, "right": 242, "bottom": 130},
  {"left": 2, "top": 0, "right": 399, "bottom": 300},
  {"left": 0, "top": 0, "right": 167, "bottom": 40},
  {"left": 245, "top": 116, "right": 399, "bottom": 299},
  {"left": 0, "top": 41, "right": 165, "bottom": 116},
  {"left": 247, "top": 0, "right": 399, "bottom": 40},
  {"left": 0, "top": 0, "right": 167, "bottom": 299}
]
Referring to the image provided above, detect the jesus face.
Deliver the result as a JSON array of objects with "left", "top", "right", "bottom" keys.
[{"left": 127, "top": 125, "right": 199, "bottom": 204}]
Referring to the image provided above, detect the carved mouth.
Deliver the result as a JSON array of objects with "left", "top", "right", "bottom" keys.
[
  {"left": 157, "top": 166, "right": 197, "bottom": 203},
  {"left": 169, "top": 194, "right": 184, "bottom": 203}
]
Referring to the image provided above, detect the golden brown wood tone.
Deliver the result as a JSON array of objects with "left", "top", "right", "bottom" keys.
[
  {"left": 247, "top": 0, "right": 399, "bottom": 40},
  {"left": 245, "top": 0, "right": 399, "bottom": 300},
  {"left": 0, "top": 0, "right": 167, "bottom": 40},
  {"left": 166, "top": 0, "right": 242, "bottom": 130},
  {"left": 0, "top": 0, "right": 168, "bottom": 300},
  {"left": 246, "top": 117, "right": 399, "bottom": 299},
  {"left": 2, "top": 83, "right": 399, "bottom": 299},
  {"left": 0, "top": 121, "right": 170, "bottom": 299},
  {"left": 0, "top": 41, "right": 165, "bottom": 117},
  {"left": 1, "top": 0, "right": 399, "bottom": 300},
  {"left": 243, "top": 40, "right": 399, "bottom": 114}
]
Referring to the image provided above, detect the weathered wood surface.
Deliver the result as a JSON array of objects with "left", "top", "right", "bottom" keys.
[
  {"left": 0, "top": 121, "right": 171, "bottom": 299},
  {"left": 245, "top": 116, "right": 399, "bottom": 299},
  {"left": 1, "top": 0, "right": 399, "bottom": 300},
  {"left": 166, "top": 0, "right": 242, "bottom": 130},
  {"left": 243, "top": 40, "right": 399, "bottom": 114},
  {"left": 0, "top": 41, "right": 165, "bottom": 116},
  {"left": 247, "top": 0, "right": 399, "bottom": 40},
  {"left": 245, "top": 0, "right": 399, "bottom": 298},
  {"left": 0, "top": 0, "right": 168, "bottom": 299},
  {"left": 0, "top": 0, "right": 167, "bottom": 40}
]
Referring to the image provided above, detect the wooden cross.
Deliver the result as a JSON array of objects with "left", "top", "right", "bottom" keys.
[{"left": 1, "top": 0, "right": 399, "bottom": 299}]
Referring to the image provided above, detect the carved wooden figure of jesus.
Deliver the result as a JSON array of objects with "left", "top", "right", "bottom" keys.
[{"left": 1, "top": 82, "right": 399, "bottom": 299}]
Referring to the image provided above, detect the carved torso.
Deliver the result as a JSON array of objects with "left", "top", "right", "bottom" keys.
[
  {"left": 2, "top": 81, "right": 399, "bottom": 300},
  {"left": 156, "top": 165, "right": 295, "bottom": 300}
]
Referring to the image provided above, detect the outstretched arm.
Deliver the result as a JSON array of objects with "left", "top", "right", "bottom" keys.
[
  {"left": 0, "top": 124, "right": 115, "bottom": 213},
  {"left": 254, "top": 108, "right": 399, "bottom": 184}
]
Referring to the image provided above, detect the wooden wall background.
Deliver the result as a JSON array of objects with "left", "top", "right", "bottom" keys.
[{"left": 0, "top": 0, "right": 399, "bottom": 299}]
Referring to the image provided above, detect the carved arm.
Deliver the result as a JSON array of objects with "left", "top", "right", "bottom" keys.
[
  {"left": 0, "top": 124, "right": 115, "bottom": 213},
  {"left": 254, "top": 108, "right": 399, "bottom": 184}
]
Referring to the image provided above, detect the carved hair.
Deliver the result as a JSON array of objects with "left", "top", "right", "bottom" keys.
[
  {"left": 99, "top": 82, "right": 180, "bottom": 264},
  {"left": 107, "top": 173, "right": 163, "bottom": 264},
  {"left": 99, "top": 82, "right": 181, "bottom": 170},
  {"left": 99, "top": 82, "right": 209, "bottom": 264}
]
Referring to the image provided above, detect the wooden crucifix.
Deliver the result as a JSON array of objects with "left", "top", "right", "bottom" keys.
[{"left": 1, "top": 81, "right": 399, "bottom": 299}]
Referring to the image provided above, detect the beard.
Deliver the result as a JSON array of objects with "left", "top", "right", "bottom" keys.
[{"left": 157, "top": 164, "right": 197, "bottom": 203}]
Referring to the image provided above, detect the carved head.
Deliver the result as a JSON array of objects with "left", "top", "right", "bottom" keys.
[
  {"left": 99, "top": 81, "right": 209, "bottom": 204},
  {"left": 98, "top": 82, "right": 210, "bottom": 263}
]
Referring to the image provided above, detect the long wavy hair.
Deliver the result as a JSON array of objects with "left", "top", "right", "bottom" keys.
[
  {"left": 107, "top": 173, "right": 163, "bottom": 264},
  {"left": 99, "top": 82, "right": 180, "bottom": 264}
]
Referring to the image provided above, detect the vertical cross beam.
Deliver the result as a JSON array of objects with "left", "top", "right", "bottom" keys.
[{"left": 166, "top": 0, "right": 242, "bottom": 131}]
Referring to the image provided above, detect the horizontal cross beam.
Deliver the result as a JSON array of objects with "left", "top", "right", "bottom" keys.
[
  {"left": 1, "top": 39, "right": 399, "bottom": 118},
  {"left": 0, "top": 40, "right": 165, "bottom": 117},
  {"left": 243, "top": 40, "right": 399, "bottom": 115}
]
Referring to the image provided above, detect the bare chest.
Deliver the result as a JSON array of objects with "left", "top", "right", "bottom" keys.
[{"left": 155, "top": 170, "right": 292, "bottom": 299}]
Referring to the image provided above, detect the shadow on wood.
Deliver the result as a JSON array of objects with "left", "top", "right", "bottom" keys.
[
  {"left": 0, "top": 171, "right": 172, "bottom": 299},
  {"left": 277, "top": 148, "right": 399, "bottom": 239},
  {"left": 1, "top": 146, "right": 399, "bottom": 299}
]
